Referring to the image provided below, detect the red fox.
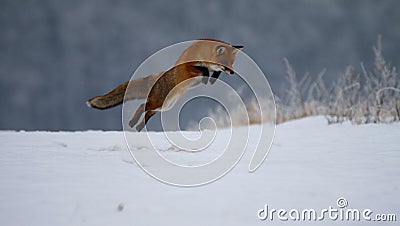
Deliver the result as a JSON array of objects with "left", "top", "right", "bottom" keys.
[{"left": 87, "top": 39, "right": 243, "bottom": 131}]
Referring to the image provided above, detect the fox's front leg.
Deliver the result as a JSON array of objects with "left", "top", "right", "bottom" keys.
[
  {"left": 209, "top": 71, "right": 221, "bottom": 85},
  {"left": 193, "top": 65, "right": 222, "bottom": 85},
  {"left": 193, "top": 65, "right": 210, "bottom": 85}
]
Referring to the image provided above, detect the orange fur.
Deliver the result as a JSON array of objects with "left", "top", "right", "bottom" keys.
[{"left": 87, "top": 39, "right": 243, "bottom": 131}]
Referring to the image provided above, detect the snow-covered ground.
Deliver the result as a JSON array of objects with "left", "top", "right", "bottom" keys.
[{"left": 0, "top": 117, "right": 399, "bottom": 225}]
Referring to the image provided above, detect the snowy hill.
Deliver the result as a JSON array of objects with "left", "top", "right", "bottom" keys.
[{"left": 0, "top": 117, "right": 399, "bottom": 225}]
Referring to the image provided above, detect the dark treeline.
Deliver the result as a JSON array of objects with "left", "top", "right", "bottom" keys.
[{"left": 1, "top": 0, "right": 399, "bottom": 130}]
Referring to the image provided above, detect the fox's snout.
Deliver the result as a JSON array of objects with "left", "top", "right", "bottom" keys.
[{"left": 222, "top": 66, "right": 235, "bottom": 75}]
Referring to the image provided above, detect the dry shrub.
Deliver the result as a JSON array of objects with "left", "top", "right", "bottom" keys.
[{"left": 277, "top": 35, "right": 400, "bottom": 125}]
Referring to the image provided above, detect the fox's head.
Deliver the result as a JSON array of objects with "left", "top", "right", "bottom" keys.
[{"left": 176, "top": 39, "right": 243, "bottom": 75}]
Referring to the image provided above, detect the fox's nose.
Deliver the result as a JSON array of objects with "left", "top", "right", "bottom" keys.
[{"left": 230, "top": 71, "right": 234, "bottom": 74}]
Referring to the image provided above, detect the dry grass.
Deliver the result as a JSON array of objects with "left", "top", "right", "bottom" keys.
[{"left": 278, "top": 35, "right": 400, "bottom": 125}]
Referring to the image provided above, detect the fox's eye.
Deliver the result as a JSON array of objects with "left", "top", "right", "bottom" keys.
[{"left": 216, "top": 46, "right": 226, "bottom": 55}]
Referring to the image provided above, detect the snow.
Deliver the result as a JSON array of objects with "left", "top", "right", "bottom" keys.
[{"left": 0, "top": 117, "right": 399, "bottom": 225}]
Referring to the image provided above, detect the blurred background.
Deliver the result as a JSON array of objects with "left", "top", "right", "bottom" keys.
[{"left": 1, "top": 0, "right": 399, "bottom": 131}]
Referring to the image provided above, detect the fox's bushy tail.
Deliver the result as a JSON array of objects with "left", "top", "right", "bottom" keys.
[
  {"left": 87, "top": 82, "right": 129, "bottom": 109},
  {"left": 86, "top": 73, "right": 161, "bottom": 110}
]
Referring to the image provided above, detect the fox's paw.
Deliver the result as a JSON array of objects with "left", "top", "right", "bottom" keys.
[
  {"left": 201, "top": 76, "right": 209, "bottom": 85},
  {"left": 136, "top": 123, "right": 145, "bottom": 132}
]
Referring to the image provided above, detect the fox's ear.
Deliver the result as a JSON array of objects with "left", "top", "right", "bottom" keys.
[
  {"left": 232, "top": 45, "right": 243, "bottom": 50},
  {"left": 232, "top": 45, "right": 243, "bottom": 53}
]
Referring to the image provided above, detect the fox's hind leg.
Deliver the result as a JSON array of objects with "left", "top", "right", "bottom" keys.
[
  {"left": 129, "top": 103, "right": 145, "bottom": 128},
  {"left": 136, "top": 111, "right": 156, "bottom": 132}
]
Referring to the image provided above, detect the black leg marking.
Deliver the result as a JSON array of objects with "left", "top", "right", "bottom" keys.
[
  {"left": 194, "top": 65, "right": 210, "bottom": 77},
  {"left": 194, "top": 65, "right": 210, "bottom": 84},
  {"left": 209, "top": 71, "right": 221, "bottom": 85}
]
